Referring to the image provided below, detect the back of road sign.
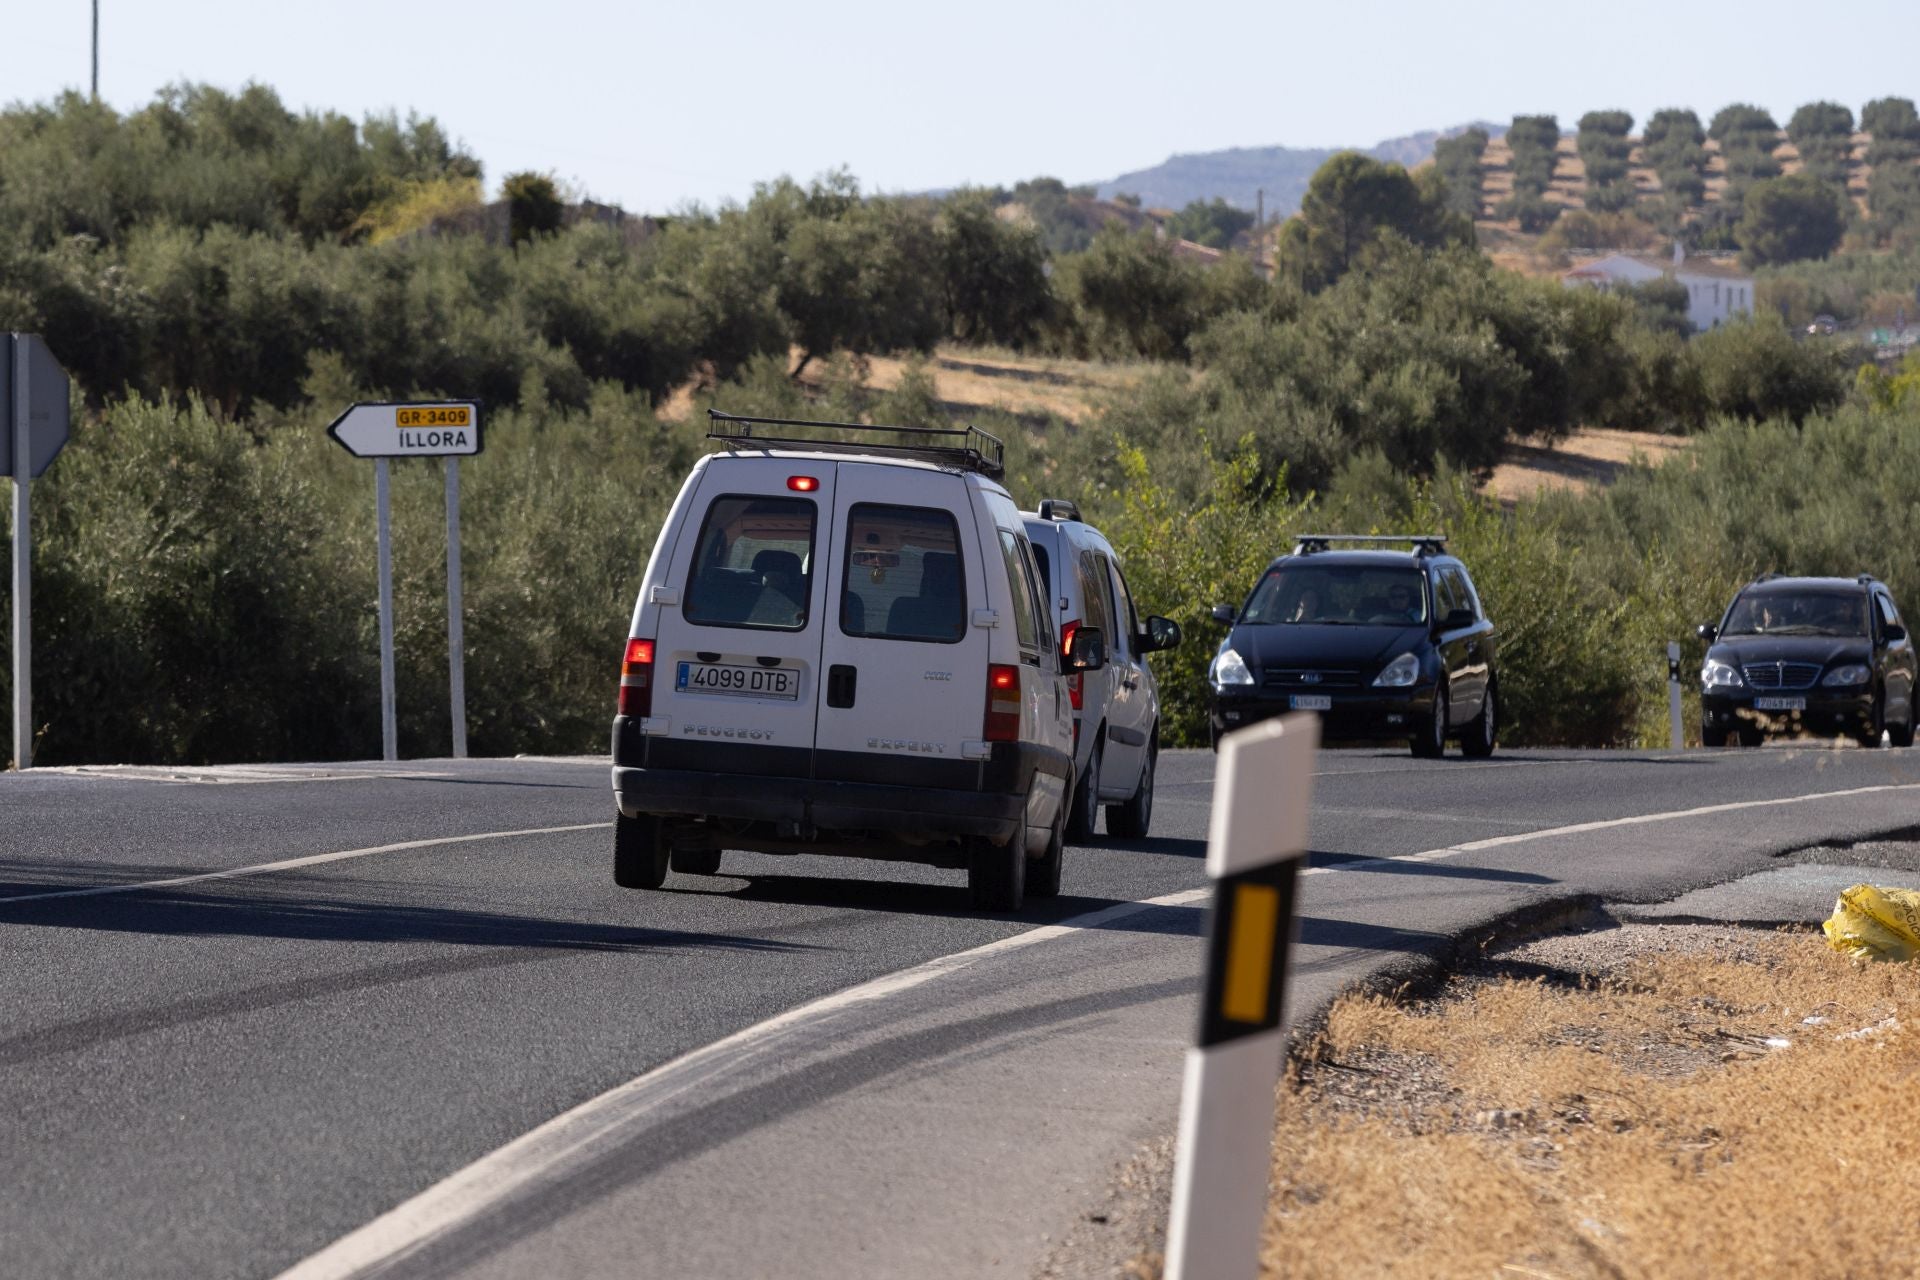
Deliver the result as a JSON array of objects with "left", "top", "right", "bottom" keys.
[{"left": 1, "top": 334, "right": 72, "bottom": 479}]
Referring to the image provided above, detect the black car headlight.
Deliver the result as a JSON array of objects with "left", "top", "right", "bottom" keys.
[
  {"left": 1701, "top": 659, "right": 1744, "bottom": 690},
  {"left": 1372, "top": 652, "right": 1420, "bottom": 688}
]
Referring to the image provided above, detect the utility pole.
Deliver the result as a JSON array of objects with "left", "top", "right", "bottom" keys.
[{"left": 91, "top": 1, "right": 99, "bottom": 100}]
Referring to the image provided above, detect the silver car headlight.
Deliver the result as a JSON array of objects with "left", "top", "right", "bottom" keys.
[
  {"left": 1701, "top": 659, "right": 1744, "bottom": 689},
  {"left": 1372, "top": 652, "right": 1420, "bottom": 688},
  {"left": 1209, "top": 646, "right": 1254, "bottom": 689},
  {"left": 1822, "top": 664, "right": 1871, "bottom": 687}
]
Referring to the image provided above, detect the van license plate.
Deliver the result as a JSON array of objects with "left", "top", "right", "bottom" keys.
[
  {"left": 1289, "top": 694, "right": 1333, "bottom": 711},
  {"left": 675, "top": 661, "right": 799, "bottom": 701},
  {"left": 1754, "top": 696, "right": 1805, "bottom": 711}
]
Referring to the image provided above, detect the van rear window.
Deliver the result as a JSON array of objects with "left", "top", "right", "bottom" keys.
[
  {"left": 683, "top": 495, "right": 816, "bottom": 631},
  {"left": 841, "top": 505, "right": 965, "bottom": 643}
]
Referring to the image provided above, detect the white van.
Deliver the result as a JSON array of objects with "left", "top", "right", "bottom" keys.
[
  {"left": 611, "top": 412, "right": 1106, "bottom": 911},
  {"left": 1022, "top": 501, "right": 1181, "bottom": 842}
]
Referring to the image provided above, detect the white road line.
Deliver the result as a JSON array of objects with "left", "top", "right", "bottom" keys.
[
  {"left": 29, "top": 765, "right": 458, "bottom": 786},
  {"left": 271, "top": 777, "right": 1920, "bottom": 1278},
  {"left": 272, "top": 884, "right": 1212, "bottom": 1280},
  {"left": 1301, "top": 781, "right": 1920, "bottom": 877},
  {"left": 0, "top": 824, "right": 611, "bottom": 905}
]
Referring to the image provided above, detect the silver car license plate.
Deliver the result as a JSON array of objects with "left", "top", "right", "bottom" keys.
[
  {"left": 675, "top": 661, "right": 799, "bottom": 701},
  {"left": 1289, "top": 694, "right": 1333, "bottom": 711},
  {"left": 1753, "top": 696, "right": 1806, "bottom": 711}
]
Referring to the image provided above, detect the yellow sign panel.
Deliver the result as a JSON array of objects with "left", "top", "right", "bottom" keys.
[{"left": 396, "top": 406, "right": 472, "bottom": 429}]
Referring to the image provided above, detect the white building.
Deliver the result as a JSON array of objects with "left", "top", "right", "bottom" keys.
[{"left": 1561, "top": 244, "right": 1755, "bottom": 332}]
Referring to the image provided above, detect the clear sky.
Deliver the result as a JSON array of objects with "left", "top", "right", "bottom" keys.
[{"left": 11, "top": 0, "right": 1918, "bottom": 214}]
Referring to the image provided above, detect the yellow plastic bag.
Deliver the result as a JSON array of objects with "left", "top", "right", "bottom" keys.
[{"left": 1823, "top": 884, "right": 1920, "bottom": 962}]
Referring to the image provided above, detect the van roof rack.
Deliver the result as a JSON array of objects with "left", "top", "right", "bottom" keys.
[
  {"left": 1292, "top": 534, "right": 1449, "bottom": 557},
  {"left": 1036, "top": 498, "right": 1081, "bottom": 522},
  {"left": 706, "top": 410, "right": 1005, "bottom": 479}
]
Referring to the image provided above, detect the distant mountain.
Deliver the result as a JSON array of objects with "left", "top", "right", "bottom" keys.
[{"left": 1092, "top": 123, "right": 1505, "bottom": 217}]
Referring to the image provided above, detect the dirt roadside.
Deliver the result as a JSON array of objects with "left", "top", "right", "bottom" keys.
[{"left": 1038, "top": 832, "right": 1920, "bottom": 1280}]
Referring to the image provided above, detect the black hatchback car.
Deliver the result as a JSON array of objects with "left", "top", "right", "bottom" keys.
[
  {"left": 1207, "top": 535, "right": 1499, "bottom": 758},
  {"left": 1698, "top": 574, "right": 1917, "bottom": 748}
]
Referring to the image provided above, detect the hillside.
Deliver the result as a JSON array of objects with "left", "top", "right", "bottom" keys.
[{"left": 1091, "top": 123, "right": 1504, "bottom": 217}]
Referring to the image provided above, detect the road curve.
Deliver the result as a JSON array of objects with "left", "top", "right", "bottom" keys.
[{"left": 3, "top": 744, "right": 1918, "bottom": 1278}]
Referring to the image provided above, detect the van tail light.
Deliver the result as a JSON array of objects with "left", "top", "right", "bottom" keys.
[
  {"left": 984, "top": 664, "right": 1022, "bottom": 742},
  {"left": 618, "top": 637, "right": 655, "bottom": 718},
  {"left": 1061, "top": 619, "right": 1084, "bottom": 711}
]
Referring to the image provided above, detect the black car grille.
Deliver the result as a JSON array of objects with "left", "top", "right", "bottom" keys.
[
  {"left": 1743, "top": 662, "right": 1822, "bottom": 690},
  {"left": 1262, "top": 669, "right": 1363, "bottom": 690}
]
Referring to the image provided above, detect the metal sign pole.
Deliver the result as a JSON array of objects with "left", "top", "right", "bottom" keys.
[
  {"left": 1166, "top": 712, "right": 1319, "bottom": 1280},
  {"left": 9, "top": 337, "right": 29, "bottom": 770},
  {"left": 445, "top": 458, "right": 467, "bottom": 759},
  {"left": 375, "top": 458, "right": 398, "bottom": 763}
]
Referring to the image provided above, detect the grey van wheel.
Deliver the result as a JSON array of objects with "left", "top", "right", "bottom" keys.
[
  {"left": 614, "top": 814, "right": 671, "bottom": 889},
  {"left": 967, "top": 832, "right": 1026, "bottom": 911},
  {"left": 1065, "top": 742, "right": 1101, "bottom": 842},
  {"left": 1106, "top": 733, "right": 1156, "bottom": 839}
]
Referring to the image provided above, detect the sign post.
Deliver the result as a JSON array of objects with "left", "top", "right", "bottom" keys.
[
  {"left": 1166, "top": 712, "right": 1319, "bottom": 1280},
  {"left": 326, "top": 401, "right": 482, "bottom": 761},
  {"left": 4, "top": 334, "right": 71, "bottom": 771}
]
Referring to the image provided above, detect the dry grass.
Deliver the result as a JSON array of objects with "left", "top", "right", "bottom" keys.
[
  {"left": 1484, "top": 428, "right": 1688, "bottom": 503},
  {"left": 1262, "top": 926, "right": 1920, "bottom": 1279}
]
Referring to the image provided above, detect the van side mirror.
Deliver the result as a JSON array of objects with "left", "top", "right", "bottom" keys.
[
  {"left": 1887, "top": 623, "right": 1907, "bottom": 643},
  {"left": 1438, "top": 607, "right": 1476, "bottom": 633},
  {"left": 1696, "top": 623, "right": 1717, "bottom": 643},
  {"left": 1140, "top": 615, "right": 1182, "bottom": 653},
  {"left": 1210, "top": 603, "right": 1236, "bottom": 625},
  {"left": 1067, "top": 626, "right": 1106, "bottom": 672}
]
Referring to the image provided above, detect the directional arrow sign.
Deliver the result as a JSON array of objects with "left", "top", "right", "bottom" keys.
[{"left": 326, "top": 401, "right": 483, "bottom": 458}]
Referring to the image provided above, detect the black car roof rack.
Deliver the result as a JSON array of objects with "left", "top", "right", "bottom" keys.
[
  {"left": 1292, "top": 533, "right": 1449, "bottom": 557},
  {"left": 1036, "top": 498, "right": 1081, "bottom": 523},
  {"left": 706, "top": 409, "right": 1005, "bottom": 478}
]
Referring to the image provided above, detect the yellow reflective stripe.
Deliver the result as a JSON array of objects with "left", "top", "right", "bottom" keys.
[{"left": 1221, "top": 882, "right": 1280, "bottom": 1023}]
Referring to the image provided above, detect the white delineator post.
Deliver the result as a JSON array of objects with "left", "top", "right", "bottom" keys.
[
  {"left": 1166, "top": 711, "right": 1319, "bottom": 1280},
  {"left": 1668, "top": 641, "right": 1684, "bottom": 750}
]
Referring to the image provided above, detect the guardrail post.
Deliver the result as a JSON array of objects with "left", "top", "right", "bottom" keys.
[{"left": 1165, "top": 711, "right": 1319, "bottom": 1280}]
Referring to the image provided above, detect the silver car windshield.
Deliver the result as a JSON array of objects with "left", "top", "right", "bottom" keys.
[{"left": 1242, "top": 566, "right": 1427, "bottom": 626}]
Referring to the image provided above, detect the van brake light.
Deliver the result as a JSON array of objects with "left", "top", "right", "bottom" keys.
[
  {"left": 984, "top": 664, "right": 1021, "bottom": 742},
  {"left": 1061, "top": 619, "right": 1084, "bottom": 711},
  {"left": 619, "top": 638, "right": 655, "bottom": 718}
]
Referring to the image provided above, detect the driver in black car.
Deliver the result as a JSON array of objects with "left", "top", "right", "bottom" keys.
[{"left": 1386, "top": 582, "right": 1420, "bottom": 623}]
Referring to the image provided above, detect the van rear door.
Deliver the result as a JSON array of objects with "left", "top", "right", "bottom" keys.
[
  {"left": 646, "top": 458, "right": 836, "bottom": 776},
  {"left": 813, "top": 464, "right": 989, "bottom": 779}
]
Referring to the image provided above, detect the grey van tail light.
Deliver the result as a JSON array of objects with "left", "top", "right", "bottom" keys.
[{"left": 1373, "top": 652, "right": 1420, "bottom": 687}]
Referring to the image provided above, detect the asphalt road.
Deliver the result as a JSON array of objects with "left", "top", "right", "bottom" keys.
[{"left": 4, "top": 744, "right": 1920, "bottom": 1279}]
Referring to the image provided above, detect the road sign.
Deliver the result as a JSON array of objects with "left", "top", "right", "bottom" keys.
[
  {"left": 326, "top": 400, "right": 479, "bottom": 761},
  {"left": 326, "top": 401, "right": 482, "bottom": 459},
  {"left": 1, "top": 334, "right": 70, "bottom": 479}
]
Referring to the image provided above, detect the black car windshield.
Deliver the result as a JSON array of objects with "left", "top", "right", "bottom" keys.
[
  {"left": 1241, "top": 566, "right": 1427, "bottom": 626},
  {"left": 1722, "top": 591, "right": 1867, "bottom": 638}
]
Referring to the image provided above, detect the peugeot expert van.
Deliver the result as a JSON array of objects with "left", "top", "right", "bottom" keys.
[{"left": 611, "top": 411, "right": 1105, "bottom": 911}]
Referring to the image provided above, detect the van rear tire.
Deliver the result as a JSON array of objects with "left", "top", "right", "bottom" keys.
[
  {"left": 967, "top": 832, "right": 1026, "bottom": 912},
  {"left": 614, "top": 814, "right": 671, "bottom": 889},
  {"left": 1028, "top": 802, "right": 1066, "bottom": 899},
  {"left": 1065, "top": 742, "right": 1102, "bottom": 842}
]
